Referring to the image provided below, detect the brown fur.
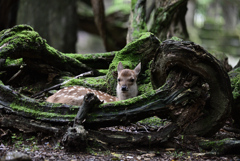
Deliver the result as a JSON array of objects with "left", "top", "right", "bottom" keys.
[
  {"left": 116, "top": 62, "right": 141, "bottom": 100},
  {"left": 46, "top": 86, "right": 118, "bottom": 106}
]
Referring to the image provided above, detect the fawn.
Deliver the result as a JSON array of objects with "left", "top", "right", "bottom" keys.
[
  {"left": 46, "top": 62, "right": 141, "bottom": 106},
  {"left": 116, "top": 62, "right": 141, "bottom": 100}
]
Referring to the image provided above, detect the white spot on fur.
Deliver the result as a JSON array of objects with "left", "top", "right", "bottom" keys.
[
  {"left": 68, "top": 88, "right": 75, "bottom": 92},
  {"left": 75, "top": 95, "right": 84, "bottom": 100},
  {"left": 56, "top": 94, "right": 63, "bottom": 98}
]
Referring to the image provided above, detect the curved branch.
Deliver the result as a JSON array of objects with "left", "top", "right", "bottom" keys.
[
  {"left": 0, "top": 25, "right": 97, "bottom": 75},
  {"left": 151, "top": 40, "right": 233, "bottom": 136}
]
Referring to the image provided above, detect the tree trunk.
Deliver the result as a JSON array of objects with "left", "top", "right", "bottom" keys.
[
  {"left": 17, "top": 0, "right": 77, "bottom": 53},
  {"left": 229, "top": 68, "right": 240, "bottom": 126},
  {"left": 127, "top": 0, "right": 189, "bottom": 43},
  {"left": 150, "top": 0, "right": 189, "bottom": 40}
]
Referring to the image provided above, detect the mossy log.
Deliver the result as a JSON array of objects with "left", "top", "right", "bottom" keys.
[
  {"left": 0, "top": 36, "right": 233, "bottom": 149},
  {"left": 199, "top": 138, "right": 240, "bottom": 155},
  {"left": 0, "top": 25, "right": 94, "bottom": 76},
  {"left": 151, "top": 40, "right": 233, "bottom": 136},
  {"left": 0, "top": 25, "right": 118, "bottom": 87}
]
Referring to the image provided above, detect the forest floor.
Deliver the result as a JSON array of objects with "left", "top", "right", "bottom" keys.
[{"left": 1, "top": 119, "right": 240, "bottom": 161}]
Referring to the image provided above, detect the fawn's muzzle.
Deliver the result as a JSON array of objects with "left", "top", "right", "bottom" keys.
[{"left": 121, "top": 85, "right": 128, "bottom": 91}]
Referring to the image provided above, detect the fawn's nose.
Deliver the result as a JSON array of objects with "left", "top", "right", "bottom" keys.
[{"left": 121, "top": 85, "right": 128, "bottom": 91}]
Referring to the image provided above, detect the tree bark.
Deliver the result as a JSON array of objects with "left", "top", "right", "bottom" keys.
[
  {"left": 91, "top": 0, "right": 109, "bottom": 51},
  {"left": 150, "top": 0, "right": 189, "bottom": 40},
  {"left": 229, "top": 67, "right": 240, "bottom": 126},
  {"left": 0, "top": 32, "right": 233, "bottom": 148},
  {"left": 126, "top": 0, "right": 148, "bottom": 43},
  {"left": 200, "top": 138, "right": 240, "bottom": 155},
  {"left": 17, "top": 0, "right": 77, "bottom": 53},
  {"left": 151, "top": 40, "right": 232, "bottom": 136}
]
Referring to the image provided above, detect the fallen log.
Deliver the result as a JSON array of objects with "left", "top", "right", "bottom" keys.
[
  {"left": 0, "top": 25, "right": 95, "bottom": 76},
  {"left": 63, "top": 39, "right": 233, "bottom": 149},
  {"left": 0, "top": 30, "right": 233, "bottom": 149},
  {"left": 199, "top": 138, "right": 240, "bottom": 155}
]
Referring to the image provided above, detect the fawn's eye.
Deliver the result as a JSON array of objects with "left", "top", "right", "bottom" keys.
[
  {"left": 130, "top": 78, "right": 134, "bottom": 82},
  {"left": 117, "top": 78, "right": 121, "bottom": 82}
]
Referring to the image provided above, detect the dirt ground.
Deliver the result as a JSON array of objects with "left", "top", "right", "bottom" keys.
[{"left": 1, "top": 124, "right": 240, "bottom": 161}]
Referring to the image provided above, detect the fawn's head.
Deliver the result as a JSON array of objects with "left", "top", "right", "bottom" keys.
[{"left": 116, "top": 62, "right": 141, "bottom": 100}]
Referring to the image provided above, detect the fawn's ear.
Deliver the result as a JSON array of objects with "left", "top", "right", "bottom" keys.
[
  {"left": 134, "top": 63, "right": 141, "bottom": 76},
  {"left": 117, "top": 62, "right": 124, "bottom": 73}
]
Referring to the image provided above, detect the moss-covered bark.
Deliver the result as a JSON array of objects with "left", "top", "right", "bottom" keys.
[
  {"left": 229, "top": 68, "right": 240, "bottom": 126},
  {"left": 150, "top": 0, "right": 189, "bottom": 40},
  {"left": 151, "top": 39, "right": 233, "bottom": 136},
  {"left": 0, "top": 25, "right": 96, "bottom": 78},
  {"left": 66, "top": 52, "right": 116, "bottom": 69},
  {"left": 0, "top": 38, "right": 233, "bottom": 141},
  {"left": 126, "top": 0, "right": 148, "bottom": 43},
  {"left": 126, "top": 0, "right": 189, "bottom": 43},
  {"left": 0, "top": 24, "right": 235, "bottom": 149},
  {"left": 200, "top": 138, "right": 240, "bottom": 155}
]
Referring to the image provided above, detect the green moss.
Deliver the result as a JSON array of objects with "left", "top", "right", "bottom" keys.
[
  {"left": 170, "top": 36, "right": 183, "bottom": 41},
  {"left": 66, "top": 52, "right": 115, "bottom": 61},
  {"left": 129, "top": 0, "right": 148, "bottom": 42},
  {"left": 98, "top": 69, "right": 108, "bottom": 75},
  {"left": 10, "top": 103, "right": 76, "bottom": 119},
  {"left": 5, "top": 58, "right": 23, "bottom": 66},
  {"left": 138, "top": 116, "right": 163, "bottom": 126},
  {"left": 63, "top": 76, "right": 107, "bottom": 91},
  {"left": 0, "top": 25, "right": 46, "bottom": 59},
  {"left": 229, "top": 68, "right": 240, "bottom": 99},
  {"left": 100, "top": 88, "right": 156, "bottom": 108},
  {"left": 138, "top": 82, "right": 153, "bottom": 94},
  {"left": 199, "top": 138, "right": 235, "bottom": 155}
]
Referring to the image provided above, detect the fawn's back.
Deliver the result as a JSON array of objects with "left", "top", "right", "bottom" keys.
[{"left": 46, "top": 86, "right": 118, "bottom": 106}]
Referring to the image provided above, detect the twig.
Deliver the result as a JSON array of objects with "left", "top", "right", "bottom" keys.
[{"left": 31, "top": 71, "right": 93, "bottom": 98}]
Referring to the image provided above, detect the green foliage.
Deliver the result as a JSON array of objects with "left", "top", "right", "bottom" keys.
[
  {"left": 11, "top": 133, "right": 40, "bottom": 151},
  {"left": 11, "top": 133, "right": 23, "bottom": 149},
  {"left": 196, "top": 0, "right": 213, "bottom": 15},
  {"left": 106, "top": 0, "right": 131, "bottom": 15}
]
